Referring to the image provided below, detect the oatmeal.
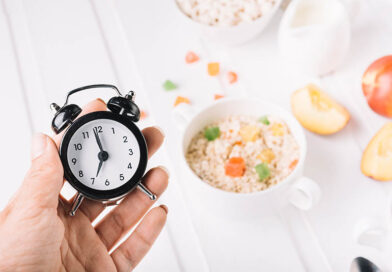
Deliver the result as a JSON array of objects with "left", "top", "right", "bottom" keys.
[
  {"left": 176, "top": 0, "right": 276, "bottom": 27},
  {"left": 185, "top": 115, "right": 299, "bottom": 193}
]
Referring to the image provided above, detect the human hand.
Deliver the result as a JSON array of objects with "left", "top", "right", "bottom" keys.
[{"left": 0, "top": 99, "right": 169, "bottom": 272}]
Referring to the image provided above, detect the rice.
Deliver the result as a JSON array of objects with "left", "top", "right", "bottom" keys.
[
  {"left": 185, "top": 115, "right": 300, "bottom": 193},
  {"left": 176, "top": 0, "right": 276, "bottom": 27}
]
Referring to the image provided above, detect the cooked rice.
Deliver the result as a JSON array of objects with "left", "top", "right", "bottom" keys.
[{"left": 185, "top": 115, "right": 299, "bottom": 193}]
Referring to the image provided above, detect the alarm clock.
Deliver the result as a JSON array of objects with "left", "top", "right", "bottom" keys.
[{"left": 50, "top": 84, "right": 156, "bottom": 216}]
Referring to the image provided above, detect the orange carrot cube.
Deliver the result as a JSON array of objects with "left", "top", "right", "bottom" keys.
[
  {"left": 214, "top": 94, "right": 224, "bottom": 100},
  {"left": 140, "top": 110, "right": 147, "bottom": 120},
  {"left": 208, "top": 62, "right": 220, "bottom": 76},
  {"left": 174, "top": 96, "right": 190, "bottom": 107},
  {"left": 227, "top": 71, "right": 238, "bottom": 84},
  {"left": 185, "top": 51, "right": 199, "bottom": 63},
  {"left": 225, "top": 157, "right": 246, "bottom": 177}
]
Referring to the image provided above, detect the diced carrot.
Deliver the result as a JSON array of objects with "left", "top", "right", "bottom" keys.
[
  {"left": 185, "top": 51, "right": 199, "bottom": 63},
  {"left": 208, "top": 62, "right": 220, "bottom": 76},
  {"left": 174, "top": 96, "right": 190, "bottom": 107},
  {"left": 289, "top": 159, "right": 299, "bottom": 170},
  {"left": 140, "top": 110, "right": 147, "bottom": 120},
  {"left": 214, "top": 94, "right": 224, "bottom": 100},
  {"left": 227, "top": 71, "right": 238, "bottom": 84},
  {"left": 225, "top": 157, "right": 246, "bottom": 177},
  {"left": 233, "top": 141, "right": 242, "bottom": 146}
]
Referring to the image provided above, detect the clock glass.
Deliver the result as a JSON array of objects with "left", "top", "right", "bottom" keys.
[{"left": 66, "top": 118, "right": 141, "bottom": 191}]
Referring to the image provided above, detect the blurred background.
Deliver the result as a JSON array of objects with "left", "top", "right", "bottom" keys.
[{"left": 1, "top": 0, "right": 392, "bottom": 271}]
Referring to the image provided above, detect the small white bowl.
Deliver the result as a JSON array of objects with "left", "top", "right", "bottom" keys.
[
  {"left": 173, "top": 98, "right": 321, "bottom": 219},
  {"left": 174, "top": 0, "right": 283, "bottom": 46}
]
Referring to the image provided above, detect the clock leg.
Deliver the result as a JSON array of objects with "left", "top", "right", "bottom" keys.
[
  {"left": 137, "top": 183, "right": 157, "bottom": 200},
  {"left": 69, "top": 192, "right": 85, "bottom": 216}
]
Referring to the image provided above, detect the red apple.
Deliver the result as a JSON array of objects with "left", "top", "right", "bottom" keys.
[{"left": 362, "top": 55, "right": 392, "bottom": 117}]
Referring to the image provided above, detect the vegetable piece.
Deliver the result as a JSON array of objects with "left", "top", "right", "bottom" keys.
[
  {"left": 163, "top": 80, "right": 177, "bottom": 91},
  {"left": 255, "top": 163, "right": 270, "bottom": 181},
  {"left": 174, "top": 96, "right": 190, "bottom": 107},
  {"left": 362, "top": 55, "right": 392, "bottom": 117},
  {"left": 257, "top": 149, "right": 275, "bottom": 163},
  {"left": 214, "top": 94, "right": 224, "bottom": 100},
  {"left": 227, "top": 71, "right": 238, "bottom": 84},
  {"left": 289, "top": 159, "right": 299, "bottom": 170},
  {"left": 140, "top": 110, "right": 147, "bottom": 120},
  {"left": 225, "top": 157, "right": 246, "bottom": 177},
  {"left": 204, "top": 126, "right": 220, "bottom": 141},
  {"left": 239, "top": 125, "right": 261, "bottom": 142},
  {"left": 208, "top": 62, "right": 220, "bottom": 76},
  {"left": 259, "top": 116, "right": 270, "bottom": 125},
  {"left": 291, "top": 84, "right": 350, "bottom": 135},
  {"left": 185, "top": 51, "right": 199, "bottom": 63},
  {"left": 270, "top": 123, "right": 285, "bottom": 136},
  {"left": 361, "top": 122, "right": 392, "bottom": 181}
]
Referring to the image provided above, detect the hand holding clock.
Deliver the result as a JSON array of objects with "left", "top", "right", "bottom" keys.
[{"left": 0, "top": 99, "right": 169, "bottom": 272}]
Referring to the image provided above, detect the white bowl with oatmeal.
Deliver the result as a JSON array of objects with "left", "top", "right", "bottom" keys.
[
  {"left": 173, "top": 98, "right": 320, "bottom": 218},
  {"left": 175, "top": 0, "right": 283, "bottom": 45}
]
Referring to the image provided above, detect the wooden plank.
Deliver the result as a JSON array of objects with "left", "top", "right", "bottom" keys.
[{"left": 0, "top": 0, "right": 32, "bottom": 208}]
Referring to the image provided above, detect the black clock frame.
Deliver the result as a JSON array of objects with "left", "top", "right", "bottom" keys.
[{"left": 59, "top": 111, "right": 148, "bottom": 200}]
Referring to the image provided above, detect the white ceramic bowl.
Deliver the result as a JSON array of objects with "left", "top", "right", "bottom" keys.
[
  {"left": 174, "top": 0, "right": 283, "bottom": 46},
  {"left": 173, "top": 98, "right": 321, "bottom": 219}
]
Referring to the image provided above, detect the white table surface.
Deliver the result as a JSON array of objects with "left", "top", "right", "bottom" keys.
[{"left": 1, "top": 0, "right": 392, "bottom": 271}]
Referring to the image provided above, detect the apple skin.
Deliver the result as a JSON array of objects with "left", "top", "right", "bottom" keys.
[{"left": 362, "top": 55, "right": 392, "bottom": 117}]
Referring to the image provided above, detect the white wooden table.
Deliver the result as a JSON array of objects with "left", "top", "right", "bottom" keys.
[{"left": 1, "top": 0, "right": 392, "bottom": 271}]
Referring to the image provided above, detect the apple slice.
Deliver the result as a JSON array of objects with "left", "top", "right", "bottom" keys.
[
  {"left": 361, "top": 123, "right": 392, "bottom": 181},
  {"left": 291, "top": 84, "right": 350, "bottom": 135}
]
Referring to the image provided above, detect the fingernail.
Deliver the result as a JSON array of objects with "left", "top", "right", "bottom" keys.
[
  {"left": 160, "top": 204, "right": 168, "bottom": 214},
  {"left": 157, "top": 166, "right": 170, "bottom": 178},
  {"left": 153, "top": 126, "right": 165, "bottom": 138},
  {"left": 31, "top": 133, "right": 48, "bottom": 160},
  {"left": 96, "top": 98, "right": 106, "bottom": 104}
]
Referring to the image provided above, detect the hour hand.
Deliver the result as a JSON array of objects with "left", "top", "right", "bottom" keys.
[{"left": 94, "top": 129, "right": 104, "bottom": 152}]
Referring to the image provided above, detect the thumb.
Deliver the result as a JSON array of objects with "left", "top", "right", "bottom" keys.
[{"left": 20, "top": 133, "right": 64, "bottom": 209}]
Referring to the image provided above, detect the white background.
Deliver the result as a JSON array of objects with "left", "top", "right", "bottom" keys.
[{"left": 1, "top": 0, "right": 392, "bottom": 271}]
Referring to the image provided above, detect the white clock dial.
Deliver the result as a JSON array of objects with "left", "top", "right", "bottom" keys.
[{"left": 67, "top": 119, "right": 141, "bottom": 190}]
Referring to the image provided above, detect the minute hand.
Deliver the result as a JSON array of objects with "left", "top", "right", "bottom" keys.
[{"left": 93, "top": 129, "right": 104, "bottom": 152}]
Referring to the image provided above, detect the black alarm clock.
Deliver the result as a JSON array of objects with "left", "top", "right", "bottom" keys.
[{"left": 50, "top": 84, "right": 155, "bottom": 216}]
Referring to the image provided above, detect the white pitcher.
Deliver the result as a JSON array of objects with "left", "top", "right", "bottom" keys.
[{"left": 278, "top": 0, "right": 351, "bottom": 76}]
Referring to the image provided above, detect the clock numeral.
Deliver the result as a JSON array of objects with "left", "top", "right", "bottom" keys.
[
  {"left": 105, "top": 179, "right": 110, "bottom": 186},
  {"left": 71, "top": 158, "right": 77, "bottom": 165},
  {"left": 82, "top": 132, "right": 89, "bottom": 139},
  {"left": 91, "top": 177, "right": 95, "bottom": 184},
  {"left": 128, "top": 162, "right": 132, "bottom": 169},
  {"left": 79, "top": 170, "right": 84, "bottom": 177},
  {"left": 123, "top": 136, "right": 128, "bottom": 143},
  {"left": 93, "top": 126, "right": 103, "bottom": 133},
  {"left": 129, "top": 148, "right": 133, "bottom": 155},
  {"left": 120, "top": 174, "right": 124, "bottom": 181},
  {"left": 112, "top": 127, "right": 115, "bottom": 134},
  {"left": 74, "top": 143, "right": 82, "bottom": 151}
]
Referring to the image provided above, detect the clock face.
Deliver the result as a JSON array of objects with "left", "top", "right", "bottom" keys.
[{"left": 66, "top": 118, "right": 141, "bottom": 190}]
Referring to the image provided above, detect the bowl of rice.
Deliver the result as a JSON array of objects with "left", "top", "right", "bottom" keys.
[
  {"left": 174, "top": 97, "right": 320, "bottom": 217},
  {"left": 174, "top": 0, "right": 283, "bottom": 45}
]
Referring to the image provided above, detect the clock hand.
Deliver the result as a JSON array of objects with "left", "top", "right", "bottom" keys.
[
  {"left": 96, "top": 159, "right": 103, "bottom": 177},
  {"left": 93, "top": 129, "right": 104, "bottom": 152}
]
